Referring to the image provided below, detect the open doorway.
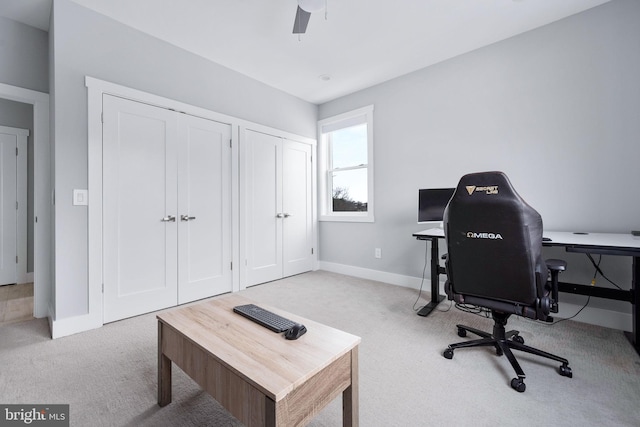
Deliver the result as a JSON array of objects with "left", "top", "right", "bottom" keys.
[
  {"left": 0, "top": 106, "right": 32, "bottom": 284},
  {"left": 0, "top": 103, "right": 33, "bottom": 325},
  {"left": 0, "top": 82, "right": 51, "bottom": 326}
]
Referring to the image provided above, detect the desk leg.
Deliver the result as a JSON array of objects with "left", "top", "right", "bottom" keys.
[
  {"left": 417, "top": 237, "right": 446, "bottom": 317},
  {"left": 158, "top": 322, "right": 172, "bottom": 406},
  {"left": 624, "top": 256, "right": 640, "bottom": 356},
  {"left": 343, "top": 346, "right": 359, "bottom": 427}
]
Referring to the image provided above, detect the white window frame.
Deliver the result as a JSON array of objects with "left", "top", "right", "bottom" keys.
[{"left": 318, "top": 105, "right": 374, "bottom": 222}]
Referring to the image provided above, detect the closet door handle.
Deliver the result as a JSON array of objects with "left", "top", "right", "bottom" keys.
[
  {"left": 161, "top": 215, "right": 176, "bottom": 222},
  {"left": 181, "top": 215, "right": 196, "bottom": 221},
  {"left": 283, "top": 213, "right": 291, "bottom": 218},
  {"left": 276, "top": 213, "right": 285, "bottom": 218}
]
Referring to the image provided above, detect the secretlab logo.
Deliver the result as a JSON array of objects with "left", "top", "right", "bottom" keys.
[
  {"left": 467, "top": 232, "right": 503, "bottom": 240},
  {"left": 465, "top": 185, "right": 498, "bottom": 195}
]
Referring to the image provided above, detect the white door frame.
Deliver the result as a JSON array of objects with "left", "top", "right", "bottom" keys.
[
  {"left": 83, "top": 77, "right": 242, "bottom": 337},
  {"left": 0, "top": 83, "right": 51, "bottom": 321}
]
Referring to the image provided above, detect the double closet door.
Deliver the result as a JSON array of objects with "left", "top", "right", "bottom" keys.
[
  {"left": 103, "top": 95, "right": 232, "bottom": 323},
  {"left": 242, "top": 130, "right": 313, "bottom": 287}
]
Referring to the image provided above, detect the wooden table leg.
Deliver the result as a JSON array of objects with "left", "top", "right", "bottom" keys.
[
  {"left": 265, "top": 397, "right": 276, "bottom": 427},
  {"left": 343, "top": 346, "right": 359, "bottom": 427},
  {"left": 158, "top": 321, "right": 172, "bottom": 406}
]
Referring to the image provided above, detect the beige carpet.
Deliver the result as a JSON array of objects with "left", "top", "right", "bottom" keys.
[{"left": 1, "top": 271, "right": 639, "bottom": 426}]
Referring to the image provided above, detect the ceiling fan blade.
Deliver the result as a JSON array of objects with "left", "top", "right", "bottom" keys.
[{"left": 292, "top": 6, "right": 311, "bottom": 34}]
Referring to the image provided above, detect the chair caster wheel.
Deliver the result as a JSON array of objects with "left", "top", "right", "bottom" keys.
[
  {"left": 457, "top": 327, "right": 467, "bottom": 337},
  {"left": 513, "top": 335, "right": 524, "bottom": 344},
  {"left": 443, "top": 349, "right": 454, "bottom": 359},
  {"left": 559, "top": 365, "right": 573, "bottom": 378},
  {"left": 511, "top": 378, "right": 526, "bottom": 393}
]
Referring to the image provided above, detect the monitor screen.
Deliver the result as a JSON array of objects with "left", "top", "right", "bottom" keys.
[{"left": 418, "top": 188, "right": 455, "bottom": 223}]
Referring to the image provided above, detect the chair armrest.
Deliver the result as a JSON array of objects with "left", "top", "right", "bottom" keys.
[{"left": 546, "top": 258, "right": 567, "bottom": 272}]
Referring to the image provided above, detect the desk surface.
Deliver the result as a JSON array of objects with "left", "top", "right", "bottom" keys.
[
  {"left": 414, "top": 228, "right": 640, "bottom": 251},
  {"left": 157, "top": 294, "right": 361, "bottom": 401}
]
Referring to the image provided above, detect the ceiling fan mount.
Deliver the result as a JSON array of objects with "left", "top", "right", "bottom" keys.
[{"left": 293, "top": 0, "right": 326, "bottom": 34}]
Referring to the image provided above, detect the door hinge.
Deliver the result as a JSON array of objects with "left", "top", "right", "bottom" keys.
[
  {"left": 16, "top": 201, "right": 18, "bottom": 210},
  {"left": 102, "top": 283, "right": 104, "bottom": 293},
  {"left": 16, "top": 147, "right": 18, "bottom": 156},
  {"left": 101, "top": 112, "right": 104, "bottom": 123},
  {"left": 311, "top": 248, "right": 314, "bottom": 255},
  {"left": 229, "top": 139, "right": 232, "bottom": 148},
  {"left": 16, "top": 256, "right": 18, "bottom": 263},
  {"left": 230, "top": 262, "right": 233, "bottom": 270}
]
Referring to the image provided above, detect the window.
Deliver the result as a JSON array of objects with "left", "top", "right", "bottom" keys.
[{"left": 318, "top": 105, "right": 374, "bottom": 222}]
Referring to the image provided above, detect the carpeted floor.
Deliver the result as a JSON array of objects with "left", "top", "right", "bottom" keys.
[{"left": 1, "top": 270, "right": 639, "bottom": 426}]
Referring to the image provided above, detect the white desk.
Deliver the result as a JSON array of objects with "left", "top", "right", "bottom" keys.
[
  {"left": 413, "top": 228, "right": 640, "bottom": 355},
  {"left": 542, "top": 231, "right": 640, "bottom": 251}
]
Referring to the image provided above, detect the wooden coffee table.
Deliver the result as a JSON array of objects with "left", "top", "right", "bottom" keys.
[{"left": 157, "top": 294, "right": 361, "bottom": 426}]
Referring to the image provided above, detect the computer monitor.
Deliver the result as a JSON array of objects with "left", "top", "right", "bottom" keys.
[{"left": 418, "top": 188, "right": 455, "bottom": 223}]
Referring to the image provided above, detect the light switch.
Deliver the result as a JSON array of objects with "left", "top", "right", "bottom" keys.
[{"left": 73, "top": 189, "right": 88, "bottom": 206}]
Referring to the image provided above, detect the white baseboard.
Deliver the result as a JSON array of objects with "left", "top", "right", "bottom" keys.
[
  {"left": 51, "top": 312, "right": 103, "bottom": 339},
  {"left": 318, "top": 261, "right": 632, "bottom": 332},
  {"left": 319, "top": 261, "right": 424, "bottom": 289}
]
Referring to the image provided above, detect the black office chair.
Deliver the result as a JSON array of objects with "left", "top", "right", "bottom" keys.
[{"left": 441, "top": 171, "right": 572, "bottom": 392}]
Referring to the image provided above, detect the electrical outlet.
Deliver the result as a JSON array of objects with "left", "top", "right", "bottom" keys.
[{"left": 375, "top": 248, "right": 382, "bottom": 259}]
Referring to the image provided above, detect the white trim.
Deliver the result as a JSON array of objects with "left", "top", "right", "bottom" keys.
[
  {"left": 318, "top": 261, "right": 633, "bottom": 332},
  {"left": 86, "top": 80, "right": 106, "bottom": 333},
  {"left": 318, "top": 105, "right": 374, "bottom": 223},
  {"left": 319, "top": 261, "right": 424, "bottom": 289},
  {"left": 555, "top": 301, "right": 632, "bottom": 332},
  {"left": 0, "top": 83, "right": 51, "bottom": 328},
  {"left": 16, "top": 129, "right": 27, "bottom": 285},
  {"left": 51, "top": 312, "right": 101, "bottom": 339}
]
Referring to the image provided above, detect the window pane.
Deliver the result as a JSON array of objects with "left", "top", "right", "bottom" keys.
[
  {"left": 331, "top": 168, "right": 368, "bottom": 212},
  {"left": 330, "top": 124, "right": 367, "bottom": 169}
]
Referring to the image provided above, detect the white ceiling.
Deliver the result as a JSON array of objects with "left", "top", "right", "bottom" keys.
[{"left": 1, "top": 0, "right": 611, "bottom": 104}]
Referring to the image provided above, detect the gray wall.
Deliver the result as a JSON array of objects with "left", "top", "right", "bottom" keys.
[
  {"left": 318, "top": 0, "right": 640, "bottom": 313},
  {"left": 0, "top": 98, "right": 35, "bottom": 273},
  {"left": 50, "top": 0, "right": 318, "bottom": 319},
  {"left": 0, "top": 16, "right": 48, "bottom": 276},
  {"left": 0, "top": 16, "right": 49, "bottom": 93}
]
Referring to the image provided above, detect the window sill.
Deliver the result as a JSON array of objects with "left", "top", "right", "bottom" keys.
[{"left": 319, "top": 214, "right": 374, "bottom": 223}]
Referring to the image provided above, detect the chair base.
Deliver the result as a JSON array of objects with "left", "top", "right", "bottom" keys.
[{"left": 442, "top": 312, "right": 572, "bottom": 392}]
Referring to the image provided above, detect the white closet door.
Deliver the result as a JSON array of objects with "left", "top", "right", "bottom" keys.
[
  {"left": 103, "top": 95, "right": 178, "bottom": 323},
  {"left": 177, "top": 115, "right": 232, "bottom": 304},
  {"left": 282, "top": 139, "right": 313, "bottom": 277},
  {"left": 243, "top": 130, "right": 283, "bottom": 286},
  {"left": 0, "top": 132, "right": 17, "bottom": 286}
]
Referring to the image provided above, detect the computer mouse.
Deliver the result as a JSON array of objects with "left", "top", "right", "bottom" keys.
[{"left": 285, "top": 324, "right": 307, "bottom": 340}]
